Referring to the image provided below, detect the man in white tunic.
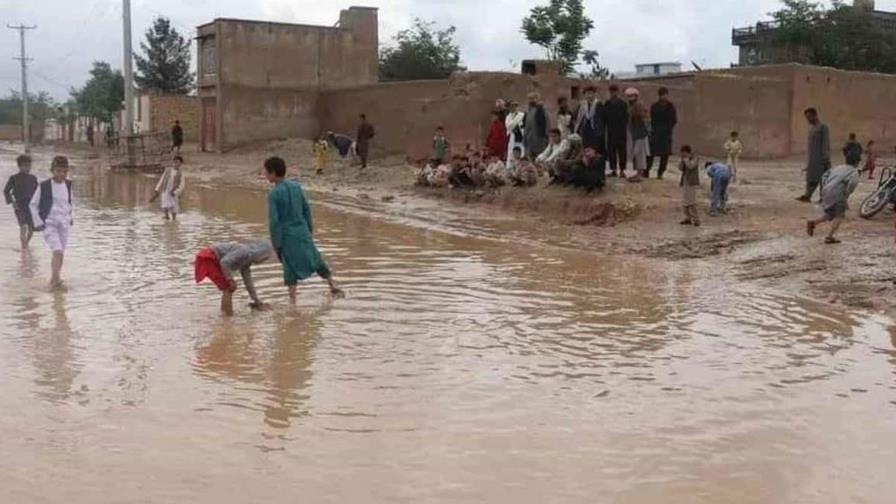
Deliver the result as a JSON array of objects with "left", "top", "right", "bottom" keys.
[
  {"left": 504, "top": 100, "right": 526, "bottom": 169},
  {"left": 30, "top": 156, "right": 73, "bottom": 288}
]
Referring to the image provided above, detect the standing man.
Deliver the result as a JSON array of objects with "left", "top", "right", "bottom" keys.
[
  {"left": 797, "top": 107, "right": 831, "bottom": 202},
  {"left": 4, "top": 154, "right": 38, "bottom": 249},
  {"left": 86, "top": 123, "right": 95, "bottom": 147},
  {"left": 574, "top": 85, "right": 605, "bottom": 154},
  {"left": 356, "top": 114, "right": 376, "bottom": 169},
  {"left": 505, "top": 101, "right": 526, "bottom": 169},
  {"left": 646, "top": 87, "right": 677, "bottom": 179},
  {"left": 171, "top": 119, "right": 184, "bottom": 154},
  {"left": 603, "top": 84, "right": 628, "bottom": 177},
  {"left": 524, "top": 92, "right": 549, "bottom": 160}
]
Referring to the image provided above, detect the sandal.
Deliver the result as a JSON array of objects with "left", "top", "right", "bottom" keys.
[
  {"left": 824, "top": 236, "right": 841, "bottom": 244},
  {"left": 680, "top": 219, "right": 692, "bottom": 225},
  {"left": 807, "top": 221, "right": 816, "bottom": 237}
]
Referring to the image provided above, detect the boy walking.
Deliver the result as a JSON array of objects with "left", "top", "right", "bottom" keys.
[
  {"left": 679, "top": 146, "right": 701, "bottom": 226},
  {"left": 29, "top": 156, "right": 73, "bottom": 288},
  {"left": 4, "top": 154, "right": 38, "bottom": 248},
  {"left": 264, "top": 156, "right": 343, "bottom": 300},
  {"left": 150, "top": 155, "right": 186, "bottom": 220},
  {"left": 705, "top": 161, "right": 732, "bottom": 216}
]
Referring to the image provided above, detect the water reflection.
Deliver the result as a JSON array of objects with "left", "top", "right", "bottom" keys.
[
  {"left": 194, "top": 306, "right": 327, "bottom": 429},
  {"left": 28, "top": 291, "right": 82, "bottom": 403}
]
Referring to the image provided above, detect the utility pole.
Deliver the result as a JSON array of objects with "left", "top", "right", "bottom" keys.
[
  {"left": 8, "top": 24, "right": 37, "bottom": 153},
  {"left": 122, "top": 0, "right": 135, "bottom": 135}
]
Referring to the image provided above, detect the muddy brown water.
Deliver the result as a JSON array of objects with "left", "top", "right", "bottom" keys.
[{"left": 1, "top": 150, "right": 895, "bottom": 503}]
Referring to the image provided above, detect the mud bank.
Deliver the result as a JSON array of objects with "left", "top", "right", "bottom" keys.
[{"left": 49, "top": 138, "right": 896, "bottom": 315}]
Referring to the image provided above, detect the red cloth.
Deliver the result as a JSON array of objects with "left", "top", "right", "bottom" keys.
[
  {"left": 486, "top": 119, "right": 507, "bottom": 160},
  {"left": 194, "top": 247, "right": 229, "bottom": 291}
]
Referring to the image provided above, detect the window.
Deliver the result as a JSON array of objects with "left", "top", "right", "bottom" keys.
[{"left": 202, "top": 43, "right": 217, "bottom": 76}]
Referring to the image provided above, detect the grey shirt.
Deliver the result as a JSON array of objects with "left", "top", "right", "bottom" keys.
[
  {"left": 807, "top": 122, "right": 831, "bottom": 184},
  {"left": 211, "top": 240, "right": 274, "bottom": 304}
]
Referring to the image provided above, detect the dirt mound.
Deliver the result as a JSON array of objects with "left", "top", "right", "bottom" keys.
[{"left": 643, "top": 230, "right": 766, "bottom": 259}]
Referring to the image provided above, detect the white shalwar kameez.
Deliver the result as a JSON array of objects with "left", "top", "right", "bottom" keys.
[{"left": 29, "top": 180, "right": 73, "bottom": 252}]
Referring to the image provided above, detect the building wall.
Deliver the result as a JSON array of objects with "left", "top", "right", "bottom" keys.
[
  {"left": 0, "top": 124, "right": 22, "bottom": 141},
  {"left": 148, "top": 95, "right": 200, "bottom": 142},
  {"left": 204, "top": 7, "right": 378, "bottom": 150}
]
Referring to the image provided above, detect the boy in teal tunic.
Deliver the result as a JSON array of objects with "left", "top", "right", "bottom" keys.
[{"left": 264, "top": 156, "right": 344, "bottom": 300}]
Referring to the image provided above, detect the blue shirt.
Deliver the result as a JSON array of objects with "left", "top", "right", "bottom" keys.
[{"left": 706, "top": 162, "right": 731, "bottom": 180}]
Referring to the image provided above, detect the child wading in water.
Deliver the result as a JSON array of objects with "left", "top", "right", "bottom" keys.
[
  {"left": 313, "top": 136, "right": 329, "bottom": 175},
  {"left": 195, "top": 240, "right": 274, "bottom": 316},
  {"left": 679, "top": 145, "right": 701, "bottom": 226},
  {"left": 807, "top": 151, "right": 861, "bottom": 244},
  {"left": 29, "top": 156, "right": 73, "bottom": 288},
  {"left": 723, "top": 131, "right": 743, "bottom": 182},
  {"left": 150, "top": 155, "right": 186, "bottom": 220},
  {"left": 4, "top": 154, "right": 38, "bottom": 248},
  {"left": 264, "top": 156, "right": 343, "bottom": 300}
]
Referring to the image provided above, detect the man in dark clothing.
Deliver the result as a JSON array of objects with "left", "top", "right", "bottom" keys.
[
  {"left": 603, "top": 84, "right": 628, "bottom": 177},
  {"left": 356, "top": 114, "right": 376, "bottom": 169},
  {"left": 797, "top": 107, "right": 831, "bottom": 202},
  {"left": 574, "top": 86, "right": 606, "bottom": 153},
  {"left": 524, "top": 92, "right": 549, "bottom": 159},
  {"left": 86, "top": 124, "right": 95, "bottom": 147},
  {"left": 569, "top": 146, "right": 607, "bottom": 193},
  {"left": 4, "top": 154, "right": 38, "bottom": 248},
  {"left": 646, "top": 87, "right": 678, "bottom": 179},
  {"left": 171, "top": 120, "right": 184, "bottom": 154}
]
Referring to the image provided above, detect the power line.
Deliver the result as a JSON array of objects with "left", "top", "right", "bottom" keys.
[{"left": 7, "top": 23, "right": 37, "bottom": 152}]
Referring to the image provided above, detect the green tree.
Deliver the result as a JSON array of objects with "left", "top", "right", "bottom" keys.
[
  {"left": 581, "top": 50, "right": 609, "bottom": 79},
  {"left": 768, "top": 0, "right": 896, "bottom": 73},
  {"left": 521, "top": 0, "right": 596, "bottom": 75},
  {"left": 134, "top": 17, "right": 194, "bottom": 94},
  {"left": 379, "top": 19, "right": 466, "bottom": 81},
  {"left": 0, "top": 90, "right": 55, "bottom": 125},
  {"left": 71, "top": 61, "right": 125, "bottom": 122}
]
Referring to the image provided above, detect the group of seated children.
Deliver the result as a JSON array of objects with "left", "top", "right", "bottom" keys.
[
  {"left": 415, "top": 128, "right": 605, "bottom": 193},
  {"left": 414, "top": 146, "right": 540, "bottom": 189}
]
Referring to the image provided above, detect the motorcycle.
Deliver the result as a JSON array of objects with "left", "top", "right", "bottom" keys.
[{"left": 859, "top": 167, "right": 896, "bottom": 219}]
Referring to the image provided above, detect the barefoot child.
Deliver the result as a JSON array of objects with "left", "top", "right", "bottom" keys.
[
  {"left": 724, "top": 131, "right": 743, "bottom": 182},
  {"left": 861, "top": 140, "right": 877, "bottom": 180},
  {"left": 195, "top": 240, "right": 274, "bottom": 316},
  {"left": 679, "top": 145, "right": 700, "bottom": 226},
  {"left": 150, "top": 155, "right": 186, "bottom": 220},
  {"left": 264, "top": 156, "right": 343, "bottom": 300},
  {"left": 807, "top": 151, "right": 861, "bottom": 244},
  {"left": 4, "top": 154, "right": 38, "bottom": 248},
  {"left": 313, "top": 136, "right": 329, "bottom": 175},
  {"left": 705, "top": 161, "right": 732, "bottom": 216},
  {"left": 29, "top": 156, "right": 73, "bottom": 288}
]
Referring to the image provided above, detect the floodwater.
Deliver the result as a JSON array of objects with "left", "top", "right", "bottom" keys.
[{"left": 1, "top": 150, "right": 895, "bottom": 504}]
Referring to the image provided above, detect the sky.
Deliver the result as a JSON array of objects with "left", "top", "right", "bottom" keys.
[{"left": 2, "top": 0, "right": 895, "bottom": 101}]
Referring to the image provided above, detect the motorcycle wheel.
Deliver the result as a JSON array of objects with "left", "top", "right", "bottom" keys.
[{"left": 860, "top": 187, "right": 892, "bottom": 219}]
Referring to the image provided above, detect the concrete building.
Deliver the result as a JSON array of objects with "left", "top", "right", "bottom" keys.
[
  {"left": 733, "top": 0, "right": 896, "bottom": 66},
  {"left": 196, "top": 6, "right": 378, "bottom": 152}
]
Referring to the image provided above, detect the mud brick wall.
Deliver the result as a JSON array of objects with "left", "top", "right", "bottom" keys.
[{"left": 150, "top": 95, "right": 200, "bottom": 142}]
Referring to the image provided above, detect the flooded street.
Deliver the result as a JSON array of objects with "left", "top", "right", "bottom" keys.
[{"left": 2, "top": 151, "right": 895, "bottom": 504}]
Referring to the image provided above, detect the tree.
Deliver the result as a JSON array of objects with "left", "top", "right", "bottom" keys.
[
  {"left": 71, "top": 61, "right": 125, "bottom": 122},
  {"left": 134, "top": 17, "right": 194, "bottom": 94},
  {"left": 379, "top": 19, "right": 466, "bottom": 81},
  {"left": 0, "top": 90, "right": 55, "bottom": 125},
  {"left": 521, "top": 0, "right": 597, "bottom": 75},
  {"left": 768, "top": 0, "right": 896, "bottom": 73},
  {"left": 581, "top": 50, "right": 609, "bottom": 79}
]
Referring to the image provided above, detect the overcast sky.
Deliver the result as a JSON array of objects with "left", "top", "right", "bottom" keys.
[{"left": 2, "top": 0, "right": 895, "bottom": 100}]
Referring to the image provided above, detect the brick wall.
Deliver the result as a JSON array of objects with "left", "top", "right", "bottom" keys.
[{"left": 148, "top": 95, "right": 200, "bottom": 142}]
